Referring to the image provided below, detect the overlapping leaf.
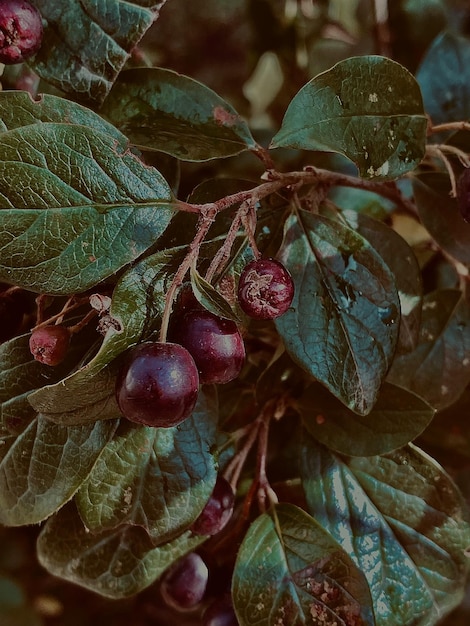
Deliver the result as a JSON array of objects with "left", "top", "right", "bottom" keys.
[
  {"left": 387, "top": 289, "right": 470, "bottom": 410},
  {"left": 37, "top": 502, "right": 205, "bottom": 598},
  {"left": 298, "top": 382, "right": 435, "bottom": 457},
  {"left": 101, "top": 67, "right": 256, "bottom": 161},
  {"left": 76, "top": 387, "right": 218, "bottom": 545},
  {"left": 0, "top": 415, "right": 118, "bottom": 526},
  {"left": 232, "top": 503, "right": 374, "bottom": 626},
  {"left": 276, "top": 209, "right": 400, "bottom": 414},
  {"left": 29, "top": 1, "right": 167, "bottom": 103},
  {"left": 301, "top": 435, "right": 470, "bottom": 626},
  {"left": 0, "top": 123, "right": 174, "bottom": 294},
  {"left": 271, "top": 56, "right": 427, "bottom": 180}
]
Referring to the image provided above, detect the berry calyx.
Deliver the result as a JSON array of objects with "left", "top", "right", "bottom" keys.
[
  {"left": 29, "top": 325, "right": 70, "bottom": 366},
  {"left": 237, "top": 258, "right": 294, "bottom": 320},
  {"left": 191, "top": 475, "right": 235, "bottom": 536},
  {"left": 169, "top": 306, "right": 245, "bottom": 385},
  {"left": 160, "top": 552, "right": 208, "bottom": 611},
  {"left": 0, "top": 0, "right": 43, "bottom": 64},
  {"left": 115, "top": 341, "right": 199, "bottom": 428}
]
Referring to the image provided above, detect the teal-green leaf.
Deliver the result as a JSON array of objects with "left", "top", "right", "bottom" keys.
[
  {"left": 232, "top": 502, "right": 374, "bottom": 626},
  {"left": 76, "top": 387, "right": 218, "bottom": 545},
  {"left": 0, "top": 415, "right": 118, "bottom": 526},
  {"left": 387, "top": 289, "right": 470, "bottom": 411},
  {"left": 0, "top": 123, "right": 174, "bottom": 294},
  {"left": 37, "top": 502, "right": 205, "bottom": 599},
  {"left": 298, "top": 382, "right": 435, "bottom": 456},
  {"left": 190, "top": 266, "right": 240, "bottom": 322},
  {"left": 276, "top": 209, "right": 400, "bottom": 415},
  {"left": 100, "top": 67, "right": 256, "bottom": 161},
  {"left": 271, "top": 56, "right": 427, "bottom": 180},
  {"left": 301, "top": 435, "right": 470, "bottom": 626},
  {"left": 29, "top": 1, "right": 167, "bottom": 104}
]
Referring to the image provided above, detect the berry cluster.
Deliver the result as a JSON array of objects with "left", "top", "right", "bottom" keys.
[{"left": 114, "top": 258, "right": 294, "bottom": 429}]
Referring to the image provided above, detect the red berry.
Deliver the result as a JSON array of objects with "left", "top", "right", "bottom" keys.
[
  {"left": 237, "top": 258, "right": 294, "bottom": 320},
  {"left": 160, "top": 552, "right": 208, "bottom": 611},
  {"left": 29, "top": 325, "right": 70, "bottom": 366},
  {"left": 115, "top": 341, "right": 199, "bottom": 428},
  {"left": 0, "top": 0, "right": 43, "bottom": 64},
  {"left": 191, "top": 476, "right": 235, "bottom": 536},
  {"left": 169, "top": 308, "right": 245, "bottom": 385}
]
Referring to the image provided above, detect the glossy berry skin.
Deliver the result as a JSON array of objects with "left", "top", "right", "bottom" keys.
[
  {"left": 0, "top": 0, "right": 43, "bottom": 64},
  {"left": 238, "top": 258, "right": 294, "bottom": 320},
  {"left": 160, "top": 552, "right": 208, "bottom": 611},
  {"left": 29, "top": 325, "right": 70, "bottom": 366},
  {"left": 191, "top": 476, "right": 235, "bottom": 536},
  {"left": 169, "top": 308, "right": 245, "bottom": 385},
  {"left": 115, "top": 341, "right": 199, "bottom": 428},
  {"left": 203, "top": 595, "right": 239, "bottom": 626}
]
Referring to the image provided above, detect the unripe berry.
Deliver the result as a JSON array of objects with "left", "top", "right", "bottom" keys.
[
  {"left": 237, "top": 258, "right": 294, "bottom": 320},
  {"left": 29, "top": 325, "right": 70, "bottom": 366},
  {"left": 0, "top": 0, "right": 43, "bottom": 64},
  {"left": 115, "top": 341, "right": 199, "bottom": 428}
]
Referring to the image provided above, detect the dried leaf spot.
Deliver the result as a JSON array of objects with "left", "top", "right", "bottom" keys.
[
  {"left": 213, "top": 106, "right": 239, "bottom": 127},
  {"left": 368, "top": 93, "right": 378, "bottom": 103}
]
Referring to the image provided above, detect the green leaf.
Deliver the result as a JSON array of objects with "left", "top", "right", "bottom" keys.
[
  {"left": 0, "top": 416, "right": 117, "bottom": 526},
  {"left": 387, "top": 289, "right": 470, "bottom": 411},
  {"left": 417, "top": 32, "right": 470, "bottom": 127},
  {"left": 301, "top": 435, "right": 470, "bottom": 626},
  {"left": 271, "top": 56, "right": 427, "bottom": 180},
  {"left": 190, "top": 266, "right": 240, "bottom": 322},
  {"left": 298, "top": 382, "right": 435, "bottom": 457},
  {"left": 100, "top": 67, "right": 256, "bottom": 161},
  {"left": 276, "top": 209, "right": 400, "bottom": 415},
  {"left": 30, "top": 1, "right": 167, "bottom": 104},
  {"left": 413, "top": 172, "right": 470, "bottom": 266},
  {"left": 341, "top": 209, "right": 422, "bottom": 353},
  {"left": 0, "top": 91, "right": 124, "bottom": 139},
  {"left": 37, "top": 502, "right": 205, "bottom": 599},
  {"left": 232, "top": 502, "right": 374, "bottom": 626},
  {"left": 0, "top": 123, "right": 174, "bottom": 294},
  {"left": 76, "top": 387, "right": 218, "bottom": 544}
]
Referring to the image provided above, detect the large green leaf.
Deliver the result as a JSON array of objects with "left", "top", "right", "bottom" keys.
[
  {"left": 298, "top": 382, "right": 435, "bottom": 457},
  {"left": 276, "top": 209, "right": 400, "bottom": 415},
  {"left": 387, "top": 290, "right": 470, "bottom": 411},
  {"left": 29, "top": 1, "right": 167, "bottom": 104},
  {"left": 232, "top": 503, "right": 374, "bottom": 626},
  {"left": 417, "top": 32, "right": 470, "bottom": 127},
  {"left": 101, "top": 68, "right": 257, "bottom": 161},
  {"left": 37, "top": 502, "right": 205, "bottom": 598},
  {"left": 301, "top": 435, "right": 470, "bottom": 626},
  {"left": 76, "top": 387, "right": 218, "bottom": 545},
  {"left": 271, "top": 56, "right": 427, "bottom": 180},
  {"left": 0, "top": 123, "right": 174, "bottom": 294},
  {"left": 0, "top": 416, "right": 118, "bottom": 526}
]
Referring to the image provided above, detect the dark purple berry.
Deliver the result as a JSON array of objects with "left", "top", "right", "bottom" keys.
[
  {"left": 457, "top": 168, "right": 470, "bottom": 223},
  {"left": 237, "top": 258, "right": 294, "bottom": 320},
  {"left": 160, "top": 552, "right": 208, "bottom": 611},
  {"left": 115, "top": 341, "right": 199, "bottom": 428},
  {"left": 203, "top": 595, "right": 239, "bottom": 626},
  {"left": 29, "top": 325, "right": 70, "bottom": 366},
  {"left": 169, "top": 308, "right": 245, "bottom": 385},
  {"left": 191, "top": 476, "right": 235, "bottom": 536},
  {"left": 0, "top": 0, "right": 43, "bottom": 64}
]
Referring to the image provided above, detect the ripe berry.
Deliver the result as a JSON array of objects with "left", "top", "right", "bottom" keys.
[
  {"left": 115, "top": 341, "right": 199, "bottom": 428},
  {"left": 203, "top": 595, "right": 238, "bottom": 626},
  {"left": 29, "top": 325, "right": 70, "bottom": 366},
  {"left": 191, "top": 476, "right": 235, "bottom": 536},
  {"left": 237, "top": 258, "right": 294, "bottom": 320},
  {"left": 457, "top": 168, "right": 470, "bottom": 223},
  {"left": 160, "top": 552, "right": 208, "bottom": 611},
  {"left": 169, "top": 307, "right": 245, "bottom": 385},
  {"left": 0, "top": 0, "right": 43, "bottom": 64}
]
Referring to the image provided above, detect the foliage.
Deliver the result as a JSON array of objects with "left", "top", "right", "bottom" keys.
[{"left": 1, "top": 1, "right": 470, "bottom": 625}]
